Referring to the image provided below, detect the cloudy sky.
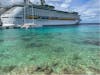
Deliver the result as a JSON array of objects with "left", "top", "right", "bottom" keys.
[{"left": 0, "top": 0, "right": 100, "bottom": 23}]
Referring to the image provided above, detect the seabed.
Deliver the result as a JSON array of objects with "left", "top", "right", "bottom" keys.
[{"left": 0, "top": 24, "right": 100, "bottom": 75}]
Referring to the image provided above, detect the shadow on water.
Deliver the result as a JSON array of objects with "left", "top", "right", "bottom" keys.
[
  {"left": 0, "top": 37, "right": 18, "bottom": 42},
  {"left": 73, "top": 37, "right": 100, "bottom": 46},
  {"left": 82, "top": 39, "right": 100, "bottom": 46},
  {"left": 0, "top": 53, "right": 12, "bottom": 59},
  {"left": 0, "top": 39, "right": 4, "bottom": 43},
  {"left": 21, "top": 37, "right": 33, "bottom": 42},
  {"left": 53, "top": 47, "right": 65, "bottom": 53},
  {"left": 26, "top": 42, "right": 50, "bottom": 48}
]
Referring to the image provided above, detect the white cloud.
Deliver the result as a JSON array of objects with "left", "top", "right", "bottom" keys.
[
  {"left": 60, "top": 0, "right": 72, "bottom": 8},
  {"left": 73, "top": 0, "right": 100, "bottom": 23},
  {"left": 46, "top": 0, "right": 73, "bottom": 11}
]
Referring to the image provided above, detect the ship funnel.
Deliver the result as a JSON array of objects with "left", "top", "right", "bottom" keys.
[{"left": 40, "top": 0, "right": 46, "bottom": 5}]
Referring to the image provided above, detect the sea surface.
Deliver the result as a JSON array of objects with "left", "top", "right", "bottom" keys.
[{"left": 0, "top": 24, "right": 100, "bottom": 74}]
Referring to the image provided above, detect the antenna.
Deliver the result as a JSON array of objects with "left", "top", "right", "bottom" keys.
[
  {"left": 40, "top": 0, "right": 46, "bottom": 5},
  {"left": 24, "top": 0, "right": 30, "bottom": 5}
]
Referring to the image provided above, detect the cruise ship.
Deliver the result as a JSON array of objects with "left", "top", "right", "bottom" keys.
[{"left": 0, "top": 0, "right": 80, "bottom": 27}]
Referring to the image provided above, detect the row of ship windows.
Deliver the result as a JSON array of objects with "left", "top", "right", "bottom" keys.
[
  {"left": 2, "top": 16, "right": 77, "bottom": 20},
  {"left": 24, "top": 8, "right": 77, "bottom": 18}
]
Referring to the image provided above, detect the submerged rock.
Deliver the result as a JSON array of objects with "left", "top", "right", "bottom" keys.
[
  {"left": 74, "top": 39, "right": 100, "bottom": 46},
  {"left": 0, "top": 65, "right": 16, "bottom": 73},
  {"left": 21, "top": 37, "right": 32, "bottom": 41},
  {"left": 44, "top": 67, "right": 53, "bottom": 75},
  {"left": 62, "top": 68, "right": 72, "bottom": 74},
  {"left": 62, "top": 66, "right": 86, "bottom": 74},
  {"left": 29, "top": 57, "right": 35, "bottom": 61},
  {"left": 88, "top": 66, "right": 100, "bottom": 73},
  {"left": 57, "top": 33, "right": 62, "bottom": 35},
  {"left": 53, "top": 47, "right": 64, "bottom": 53},
  {"left": 0, "top": 39, "right": 4, "bottom": 42},
  {"left": 83, "top": 39, "right": 100, "bottom": 46},
  {"left": 26, "top": 43, "right": 42, "bottom": 48},
  {"left": 72, "top": 53, "right": 81, "bottom": 60},
  {"left": 0, "top": 53, "right": 11, "bottom": 59},
  {"left": 5, "top": 37, "right": 18, "bottom": 41},
  {"left": 52, "top": 62, "right": 59, "bottom": 67},
  {"left": 26, "top": 66, "right": 39, "bottom": 74},
  {"left": 26, "top": 42, "right": 49, "bottom": 48},
  {"left": 35, "top": 66, "right": 53, "bottom": 75},
  {"left": 43, "top": 33, "right": 58, "bottom": 39},
  {"left": 0, "top": 54, "right": 4, "bottom": 58},
  {"left": 83, "top": 31, "right": 100, "bottom": 34}
]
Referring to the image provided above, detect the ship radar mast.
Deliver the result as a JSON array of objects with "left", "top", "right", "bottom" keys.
[
  {"left": 24, "top": 0, "right": 30, "bottom": 5},
  {"left": 24, "top": 0, "right": 46, "bottom": 5},
  {"left": 40, "top": 0, "right": 46, "bottom": 5},
  {"left": 23, "top": 0, "right": 54, "bottom": 10}
]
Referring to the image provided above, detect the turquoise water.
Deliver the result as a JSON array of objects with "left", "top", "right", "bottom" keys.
[{"left": 0, "top": 25, "right": 100, "bottom": 74}]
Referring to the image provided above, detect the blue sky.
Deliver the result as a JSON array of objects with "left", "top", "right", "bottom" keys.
[{"left": 0, "top": 0, "right": 100, "bottom": 23}]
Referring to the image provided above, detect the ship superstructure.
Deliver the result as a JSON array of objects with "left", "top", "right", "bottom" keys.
[{"left": 0, "top": 0, "right": 80, "bottom": 27}]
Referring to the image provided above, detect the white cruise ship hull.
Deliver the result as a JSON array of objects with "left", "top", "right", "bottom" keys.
[
  {"left": 1, "top": 19, "right": 79, "bottom": 27},
  {"left": 34, "top": 20, "right": 79, "bottom": 26},
  {"left": 0, "top": 6, "right": 80, "bottom": 27}
]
